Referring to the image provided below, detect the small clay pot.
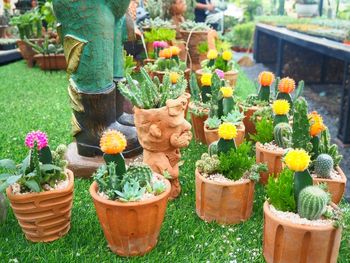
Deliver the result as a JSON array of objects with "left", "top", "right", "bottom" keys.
[
  {"left": 180, "top": 30, "right": 208, "bottom": 70},
  {"left": 195, "top": 169, "right": 255, "bottom": 224},
  {"left": 256, "top": 142, "right": 285, "bottom": 184},
  {"left": 189, "top": 102, "right": 208, "bottom": 144},
  {"left": 240, "top": 105, "right": 260, "bottom": 138},
  {"left": 313, "top": 166, "right": 347, "bottom": 204},
  {"left": 263, "top": 201, "right": 342, "bottom": 263},
  {"left": 34, "top": 54, "right": 67, "bottom": 70},
  {"left": 152, "top": 68, "right": 191, "bottom": 91},
  {"left": 235, "top": 123, "right": 246, "bottom": 146},
  {"left": 204, "top": 125, "right": 219, "bottom": 145},
  {"left": 90, "top": 178, "right": 171, "bottom": 256},
  {"left": 6, "top": 170, "right": 74, "bottom": 242}
]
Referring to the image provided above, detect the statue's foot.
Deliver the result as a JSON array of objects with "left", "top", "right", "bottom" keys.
[
  {"left": 108, "top": 121, "right": 142, "bottom": 158},
  {"left": 117, "top": 112, "right": 135, "bottom": 126}
]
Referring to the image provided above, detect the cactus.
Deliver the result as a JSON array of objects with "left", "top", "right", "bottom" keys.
[
  {"left": 195, "top": 153, "right": 220, "bottom": 175},
  {"left": 298, "top": 186, "right": 329, "bottom": 220},
  {"left": 205, "top": 116, "right": 221, "bottom": 129},
  {"left": 217, "top": 138, "right": 236, "bottom": 155},
  {"left": 318, "top": 129, "right": 342, "bottom": 168},
  {"left": 208, "top": 141, "right": 218, "bottom": 156},
  {"left": 103, "top": 153, "right": 126, "bottom": 176},
  {"left": 274, "top": 114, "right": 289, "bottom": 126},
  {"left": 0, "top": 193, "right": 7, "bottom": 224},
  {"left": 258, "top": 86, "right": 270, "bottom": 102},
  {"left": 190, "top": 72, "right": 201, "bottom": 101},
  {"left": 274, "top": 123, "right": 292, "bottom": 149},
  {"left": 122, "top": 163, "right": 153, "bottom": 188},
  {"left": 314, "top": 154, "right": 334, "bottom": 178},
  {"left": 292, "top": 97, "right": 312, "bottom": 152},
  {"left": 223, "top": 97, "right": 235, "bottom": 116}
]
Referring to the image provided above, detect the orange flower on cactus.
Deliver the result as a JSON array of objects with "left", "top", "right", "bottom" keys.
[
  {"left": 309, "top": 111, "right": 326, "bottom": 137},
  {"left": 278, "top": 77, "right": 296, "bottom": 94},
  {"left": 100, "top": 130, "right": 127, "bottom": 154},
  {"left": 159, "top": 48, "right": 172, "bottom": 59},
  {"left": 258, "top": 71, "right": 275, "bottom": 86},
  {"left": 169, "top": 46, "right": 181, "bottom": 56}
]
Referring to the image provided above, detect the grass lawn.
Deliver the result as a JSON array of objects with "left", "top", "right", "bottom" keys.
[{"left": 0, "top": 61, "right": 349, "bottom": 262}]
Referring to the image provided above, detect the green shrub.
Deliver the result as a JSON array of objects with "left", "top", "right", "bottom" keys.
[
  {"left": 225, "top": 22, "right": 255, "bottom": 49},
  {"left": 250, "top": 117, "right": 274, "bottom": 144},
  {"left": 144, "top": 28, "right": 176, "bottom": 42}
]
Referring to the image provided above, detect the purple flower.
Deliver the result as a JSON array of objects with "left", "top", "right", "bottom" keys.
[
  {"left": 158, "top": 41, "right": 168, "bottom": 48},
  {"left": 215, "top": 69, "right": 225, "bottom": 79},
  {"left": 25, "top": 131, "right": 48, "bottom": 150},
  {"left": 153, "top": 41, "right": 160, "bottom": 48}
]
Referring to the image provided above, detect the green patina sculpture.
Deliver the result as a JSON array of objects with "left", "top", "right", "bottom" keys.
[{"left": 53, "top": 0, "right": 140, "bottom": 157}]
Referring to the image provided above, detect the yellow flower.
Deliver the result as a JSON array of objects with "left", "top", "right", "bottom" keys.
[
  {"left": 220, "top": 86, "right": 233, "bottom": 98},
  {"left": 169, "top": 46, "right": 181, "bottom": 56},
  {"left": 218, "top": 123, "right": 237, "bottom": 140},
  {"left": 222, "top": 50, "right": 233, "bottom": 61},
  {"left": 284, "top": 149, "right": 311, "bottom": 172},
  {"left": 309, "top": 111, "right": 326, "bottom": 137},
  {"left": 272, "top": 100, "right": 290, "bottom": 115},
  {"left": 207, "top": 49, "right": 218, "bottom": 60},
  {"left": 201, "top": 73, "right": 212, "bottom": 86},
  {"left": 170, "top": 72, "right": 179, "bottom": 84},
  {"left": 100, "top": 130, "right": 127, "bottom": 154}
]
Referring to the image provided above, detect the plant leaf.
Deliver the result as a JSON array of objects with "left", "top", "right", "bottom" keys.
[
  {"left": 0, "top": 173, "right": 13, "bottom": 181},
  {"left": 0, "top": 159, "right": 16, "bottom": 170},
  {"left": 6, "top": 175, "right": 22, "bottom": 185},
  {"left": 40, "top": 164, "right": 62, "bottom": 172},
  {"left": 25, "top": 180, "right": 40, "bottom": 192},
  {"left": 0, "top": 182, "right": 9, "bottom": 192}
]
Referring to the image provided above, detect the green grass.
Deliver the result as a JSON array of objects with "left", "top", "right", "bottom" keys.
[{"left": 0, "top": 61, "right": 349, "bottom": 262}]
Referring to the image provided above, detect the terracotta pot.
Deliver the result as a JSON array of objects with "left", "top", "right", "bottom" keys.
[
  {"left": 240, "top": 105, "right": 260, "bottom": 138},
  {"left": 204, "top": 124, "right": 245, "bottom": 146},
  {"left": 313, "top": 166, "right": 347, "bottom": 204},
  {"left": 180, "top": 30, "right": 208, "bottom": 70},
  {"left": 34, "top": 54, "right": 67, "bottom": 70},
  {"left": 17, "top": 39, "right": 43, "bottom": 67},
  {"left": 195, "top": 69, "right": 239, "bottom": 88},
  {"left": 189, "top": 102, "right": 208, "bottom": 144},
  {"left": 152, "top": 68, "right": 191, "bottom": 91},
  {"left": 90, "top": 178, "right": 171, "bottom": 256},
  {"left": 263, "top": 201, "right": 342, "bottom": 263},
  {"left": 235, "top": 123, "right": 246, "bottom": 146},
  {"left": 256, "top": 142, "right": 285, "bottom": 184},
  {"left": 6, "top": 170, "right": 74, "bottom": 242},
  {"left": 195, "top": 169, "right": 255, "bottom": 224}
]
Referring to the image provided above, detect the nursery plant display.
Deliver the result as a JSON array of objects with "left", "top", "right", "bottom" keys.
[
  {"left": 119, "top": 68, "right": 192, "bottom": 199},
  {"left": 90, "top": 130, "right": 171, "bottom": 256},
  {"left": 0, "top": 131, "right": 74, "bottom": 242},
  {"left": 263, "top": 149, "right": 343, "bottom": 263},
  {"left": 144, "top": 27, "right": 177, "bottom": 55}
]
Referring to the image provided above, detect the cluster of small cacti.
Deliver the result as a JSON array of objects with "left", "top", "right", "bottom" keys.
[
  {"left": 314, "top": 154, "right": 334, "bottom": 178},
  {"left": 273, "top": 122, "right": 292, "bottom": 149},
  {"left": 122, "top": 163, "right": 153, "bottom": 188},
  {"left": 298, "top": 186, "right": 329, "bottom": 220},
  {"left": 195, "top": 153, "right": 220, "bottom": 175}
]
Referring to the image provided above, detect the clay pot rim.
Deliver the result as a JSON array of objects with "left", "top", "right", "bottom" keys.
[
  {"left": 263, "top": 201, "right": 339, "bottom": 231},
  {"left": 256, "top": 141, "right": 286, "bottom": 156},
  {"left": 89, "top": 175, "right": 171, "bottom": 207},
  {"left": 34, "top": 53, "right": 65, "bottom": 58},
  {"left": 238, "top": 103, "right": 261, "bottom": 112},
  {"left": 204, "top": 123, "right": 244, "bottom": 132},
  {"left": 6, "top": 169, "right": 74, "bottom": 200},
  {"left": 134, "top": 94, "right": 188, "bottom": 114},
  {"left": 154, "top": 68, "right": 191, "bottom": 75},
  {"left": 313, "top": 166, "right": 347, "bottom": 184},
  {"left": 195, "top": 168, "right": 251, "bottom": 187},
  {"left": 180, "top": 29, "right": 209, "bottom": 34}
]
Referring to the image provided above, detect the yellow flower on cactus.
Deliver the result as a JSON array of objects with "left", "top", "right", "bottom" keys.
[
  {"left": 222, "top": 50, "right": 233, "bottom": 61},
  {"left": 169, "top": 46, "right": 181, "bottom": 56},
  {"left": 284, "top": 149, "right": 311, "bottom": 172},
  {"left": 170, "top": 72, "right": 179, "bottom": 84},
  {"left": 218, "top": 123, "right": 237, "bottom": 140},
  {"left": 100, "top": 130, "right": 127, "bottom": 154},
  {"left": 220, "top": 86, "right": 233, "bottom": 98},
  {"left": 309, "top": 111, "right": 326, "bottom": 137},
  {"left": 207, "top": 49, "right": 218, "bottom": 60},
  {"left": 272, "top": 100, "right": 290, "bottom": 115},
  {"left": 201, "top": 73, "right": 212, "bottom": 86}
]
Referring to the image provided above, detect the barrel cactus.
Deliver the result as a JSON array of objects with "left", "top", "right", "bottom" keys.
[
  {"left": 123, "top": 163, "right": 153, "bottom": 188},
  {"left": 208, "top": 141, "right": 218, "bottom": 156},
  {"left": 298, "top": 186, "right": 329, "bottom": 220},
  {"left": 274, "top": 122, "right": 292, "bottom": 149},
  {"left": 314, "top": 154, "right": 334, "bottom": 178},
  {"left": 0, "top": 193, "right": 7, "bottom": 224},
  {"left": 196, "top": 153, "right": 220, "bottom": 175}
]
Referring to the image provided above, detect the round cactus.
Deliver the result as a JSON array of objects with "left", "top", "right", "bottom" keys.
[
  {"left": 208, "top": 141, "right": 218, "bottom": 156},
  {"left": 195, "top": 153, "right": 220, "bottom": 174},
  {"left": 314, "top": 154, "right": 334, "bottom": 178},
  {"left": 123, "top": 163, "right": 153, "bottom": 187},
  {"left": 274, "top": 123, "right": 292, "bottom": 149},
  {"left": 298, "top": 186, "right": 329, "bottom": 220},
  {"left": 0, "top": 193, "right": 7, "bottom": 224}
]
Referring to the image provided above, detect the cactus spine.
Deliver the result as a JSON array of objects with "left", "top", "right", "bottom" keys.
[
  {"left": 292, "top": 97, "right": 312, "bottom": 152},
  {"left": 274, "top": 123, "right": 292, "bottom": 149},
  {"left": 298, "top": 186, "right": 329, "bottom": 220},
  {"left": 314, "top": 154, "right": 334, "bottom": 178},
  {"left": 123, "top": 163, "right": 153, "bottom": 187}
]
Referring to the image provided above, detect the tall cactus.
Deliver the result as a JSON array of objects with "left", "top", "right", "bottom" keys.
[
  {"left": 274, "top": 123, "right": 292, "bottom": 148},
  {"left": 292, "top": 97, "right": 312, "bottom": 152},
  {"left": 298, "top": 186, "right": 329, "bottom": 220}
]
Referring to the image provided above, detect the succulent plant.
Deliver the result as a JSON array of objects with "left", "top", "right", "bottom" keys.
[
  {"left": 122, "top": 163, "right": 153, "bottom": 188},
  {"left": 292, "top": 97, "right": 312, "bottom": 152},
  {"left": 314, "top": 154, "right": 334, "bottom": 178},
  {"left": 221, "top": 109, "right": 245, "bottom": 126},
  {"left": 153, "top": 180, "right": 167, "bottom": 195},
  {"left": 274, "top": 123, "right": 292, "bottom": 149},
  {"left": 115, "top": 181, "right": 146, "bottom": 202},
  {"left": 258, "top": 71, "right": 275, "bottom": 102},
  {"left": 298, "top": 186, "right": 329, "bottom": 220},
  {"left": 195, "top": 153, "right": 220, "bottom": 175},
  {"left": 205, "top": 116, "right": 221, "bottom": 130},
  {"left": 0, "top": 193, "right": 7, "bottom": 224},
  {"left": 180, "top": 20, "right": 211, "bottom": 31}
]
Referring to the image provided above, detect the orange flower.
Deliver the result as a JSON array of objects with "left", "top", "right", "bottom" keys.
[
  {"left": 258, "top": 71, "right": 275, "bottom": 86},
  {"left": 309, "top": 111, "right": 326, "bottom": 137},
  {"left": 159, "top": 48, "right": 172, "bottom": 59},
  {"left": 169, "top": 46, "right": 181, "bottom": 56},
  {"left": 278, "top": 77, "right": 295, "bottom": 94},
  {"left": 100, "top": 130, "right": 127, "bottom": 154}
]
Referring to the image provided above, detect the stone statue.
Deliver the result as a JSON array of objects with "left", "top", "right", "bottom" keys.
[{"left": 53, "top": 0, "right": 141, "bottom": 159}]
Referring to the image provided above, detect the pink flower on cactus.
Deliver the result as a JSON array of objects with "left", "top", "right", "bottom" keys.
[
  {"left": 153, "top": 41, "right": 160, "bottom": 48},
  {"left": 158, "top": 41, "right": 168, "bottom": 48},
  {"left": 215, "top": 69, "right": 225, "bottom": 79},
  {"left": 25, "top": 131, "right": 48, "bottom": 150}
]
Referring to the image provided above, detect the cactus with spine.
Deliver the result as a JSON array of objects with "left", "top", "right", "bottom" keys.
[
  {"left": 0, "top": 193, "right": 7, "bottom": 224},
  {"left": 195, "top": 153, "right": 220, "bottom": 175},
  {"left": 298, "top": 185, "right": 329, "bottom": 220},
  {"left": 292, "top": 97, "right": 312, "bottom": 152},
  {"left": 122, "top": 163, "right": 153, "bottom": 188},
  {"left": 208, "top": 141, "right": 218, "bottom": 156},
  {"left": 318, "top": 129, "right": 342, "bottom": 168},
  {"left": 314, "top": 154, "right": 334, "bottom": 178},
  {"left": 274, "top": 123, "right": 292, "bottom": 149}
]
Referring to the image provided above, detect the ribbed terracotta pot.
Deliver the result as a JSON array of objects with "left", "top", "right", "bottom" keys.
[
  {"left": 6, "top": 170, "right": 74, "bottom": 242},
  {"left": 190, "top": 113, "right": 208, "bottom": 144},
  {"left": 263, "top": 201, "right": 342, "bottom": 263},
  {"left": 204, "top": 123, "right": 245, "bottom": 146},
  {"left": 195, "top": 69, "right": 238, "bottom": 87},
  {"left": 180, "top": 30, "right": 208, "bottom": 70},
  {"left": 313, "top": 166, "right": 347, "bottom": 204},
  {"left": 195, "top": 169, "right": 255, "bottom": 225},
  {"left": 34, "top": 54, "right": 67, "bottom": 70},
  {"left": 256, "top": 142, "right": 285, "bottom": 184},
  {"left": 240, "top": 105, "right": 260, "bottom": 138},
  {"left": 90, "top": 178, "right": 171, "bottom": 256}
]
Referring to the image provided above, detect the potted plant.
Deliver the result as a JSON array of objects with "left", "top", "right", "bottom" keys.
[
  {"left": 0, "top": 131, "right": 73, "bottom": 242},
  {"left": 118, "top": 68, "right": 192, "bottom": 199},
  {"left": 90, "top": 130, "right": 171, "bottom": 256},
  {"left": 140, "top": 17, "right": 175, "bottom": 32},
  {"left": 144, "top": 28, "right": 176, "bottom": 57},
  {"left": 295, "top": 0, "right": 319, "bottom": 17},
  {"left": 196, "top": 123, "right": 267, "bottom": 224},
  {"left": 264, "top": 149, "right": 343, "bottom": 263}
]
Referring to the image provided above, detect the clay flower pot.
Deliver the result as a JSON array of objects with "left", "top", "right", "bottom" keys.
[
  {"left": 189, "top": 102, "right": 208, "bottom": 144},
  {"left": 90, "top": 178, "right": 171, "bottom": 256},
  {"left": 256, "top": 142, "right": 285, "bottom": 184},
  {"left": 204, "top": 123, "right": 245, "bottom": 146},
  {"left": 235, "top": 123, "right": 246, "bottom": 146},
  {"left": 195, "top": 169, "right": 255, "bottom": 224},
  {"left": 240, "top": 105, "right": 260, "bottom": 138},
  {"left": 195, "top": 69, "right": 239, "bottom": 88},
  {"left": 313, "top": 166, "right": 347, "bottom": 204},
  {"left": 180, "top": 30, "right": 208, "bottom": 70},
  {"left": 263, "top": 201, "right": 342, "bottom": 263},
  {"left": 34, "top": 54, "right": 67, "bottom": 70},
  {"left": 6, "top": 170, "right": 74, "bottom": 242}
]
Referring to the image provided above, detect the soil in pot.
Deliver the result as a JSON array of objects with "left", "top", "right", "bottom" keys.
[
  {"left": 90, "top": 177, "right": 171, "bottom": 256},
  {"left": 312, "top": 166, "right": 347, "bottom": 204},
  {"left": 195, "top": 169, "right": 255, "bottom": 224},
  {"left": 6, "top": 170, "right": 74, "bottom": 242},
  {"left": 263, "top": 201, "right": 342, "bottom": 263}
]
